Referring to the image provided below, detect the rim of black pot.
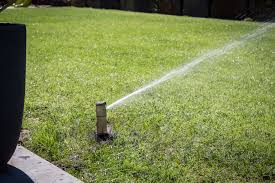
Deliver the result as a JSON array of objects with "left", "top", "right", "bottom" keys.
[{"left": 0, "top": 23, "right": 25, "bottom": 31}]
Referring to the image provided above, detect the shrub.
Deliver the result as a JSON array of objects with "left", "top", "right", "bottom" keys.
[{"left": 71, "top": 0, "right": 85, "bottom": 7}]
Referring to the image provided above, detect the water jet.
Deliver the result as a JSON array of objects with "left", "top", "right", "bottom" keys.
[{"left": 106, "top": 23, "right": 274, "bottom": 110}]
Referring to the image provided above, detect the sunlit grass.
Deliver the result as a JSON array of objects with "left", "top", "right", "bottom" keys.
[{"left": 1, "top": 7, "right": 274, "bottom": 182}]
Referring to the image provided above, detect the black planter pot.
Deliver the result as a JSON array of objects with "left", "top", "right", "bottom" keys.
[{"left": 0, "top": 24, "right": 26, "bottom": 170}]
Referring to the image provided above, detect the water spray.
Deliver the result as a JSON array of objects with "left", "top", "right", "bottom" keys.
[
  {"left": 95, "top": 102, "right": 113, "bottom": 141},
  {"left": 107, "top": 23, "right": 274, "bottom": 110},
  {"left": 95, "top": 23, "right": 274, "bottom": 140}
]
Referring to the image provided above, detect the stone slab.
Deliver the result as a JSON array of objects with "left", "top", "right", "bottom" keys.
[{"left": 0, "top": 145, "right": 83, "bottom": 183}]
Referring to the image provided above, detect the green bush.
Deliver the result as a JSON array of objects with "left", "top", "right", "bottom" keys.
[
  {"left": 15, "top": 0, "right": 32, "bottom": 7},
  {"left": 71, "top": 0, "right": 85, "bottom": 7},
  {"left": 0, "top": 0, "right": 16, "bottom": 12}
]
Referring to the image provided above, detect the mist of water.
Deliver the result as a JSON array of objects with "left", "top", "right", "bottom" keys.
[{"left": 107, "top": 23, "right": 274, "bottom": 110}]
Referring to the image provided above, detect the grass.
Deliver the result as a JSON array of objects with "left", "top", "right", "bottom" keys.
[{"left": 1, "top": 7, "right": 274, "bottom": 182}]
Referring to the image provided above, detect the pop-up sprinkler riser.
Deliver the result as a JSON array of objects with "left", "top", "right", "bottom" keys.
[{"left": 95, "top": 102, "right": 113, "bottom": 141}]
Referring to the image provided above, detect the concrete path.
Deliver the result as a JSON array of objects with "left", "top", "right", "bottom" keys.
[{"left": 0, "top": 145, "right": 83, "bottom": 183}]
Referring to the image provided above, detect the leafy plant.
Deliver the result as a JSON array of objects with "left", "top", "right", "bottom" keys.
[
  {"left": 15, "top": 0, "right": 32, "bottom": 7},
  {"left": 0, "top": 0, "right": 16, "bottom": 13},
  {"left": 0, "top": 0, "right": 32, "bottom": 12}
]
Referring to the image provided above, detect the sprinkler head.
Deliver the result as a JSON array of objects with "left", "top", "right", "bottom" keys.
[{"left": 95, "top": 102, "right": 113, "bottom": 142}]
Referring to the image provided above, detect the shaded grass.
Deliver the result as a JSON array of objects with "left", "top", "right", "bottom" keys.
[{"left": 1, "top": 7, "right": 274, "bottom": 182}]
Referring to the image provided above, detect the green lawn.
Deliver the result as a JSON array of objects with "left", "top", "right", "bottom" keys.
[{"left": 1, "top": 7, "right": 274, "bottom": 182}]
